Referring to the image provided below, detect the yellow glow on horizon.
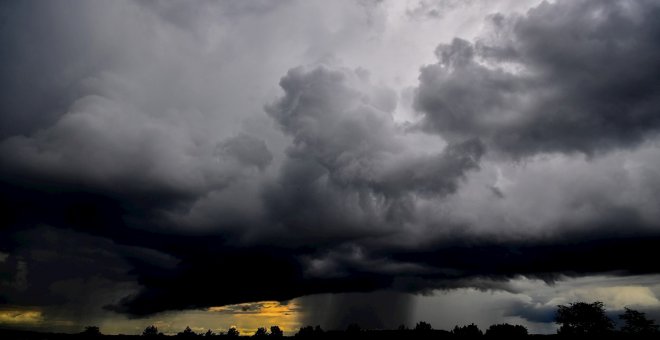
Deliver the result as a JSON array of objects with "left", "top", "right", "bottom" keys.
[
  {"left": 0, "top": 309, "right": 43, "bottom": 324},
  {"left": 207, "top": 300, "right": 302, "bottom": 335}
]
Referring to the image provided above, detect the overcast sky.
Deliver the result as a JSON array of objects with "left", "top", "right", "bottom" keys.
[{"left": 1, "top": 0, "right": 660, "bottom": 335}]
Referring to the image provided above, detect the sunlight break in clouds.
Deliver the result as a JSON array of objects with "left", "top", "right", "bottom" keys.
[{"left": 207, "top": 301, "right": 302, "bottom": 335}]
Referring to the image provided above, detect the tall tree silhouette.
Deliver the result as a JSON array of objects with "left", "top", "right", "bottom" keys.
[
  {"left": 270, "top": 326, "right": 283, "bottom": 337},
  {"left": 226, "top": 327, "right": 240, "bottom": 337},
  {"left": 177, "top": 326, "right": 197, "bottom": 337},
  {"left": 143, "top": 325, "right": 159, "bottom": 337},
  {"left": 555, "top": 301, "right": 614, "bottom": 335},
  {"left": 619, "top": 307, "right": 659, "bottom": 336},
  {"left": 253, "top": 327, "right": 268, "bottom": 337}
]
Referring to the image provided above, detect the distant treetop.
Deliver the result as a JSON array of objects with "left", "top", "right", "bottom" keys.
[
  {"left": 555, "top": 301, "right": 614, "bottom": 335},
  {"left": 414, "top": 321, "right": 432, "bottom": 332},
  {"left": 619, "top": 307, "right": 660, "bottom": 335},
  {"left": 485, "top": 323, "right": 527, "bottom": 337},
  {"left": 143, "top": 325, "right": 159, "bottom": 337},
  {"left": 226, "top": 327, "right": 240, "bottom": 337},
  {"left": 452, "top": 323, "right": 483, "bottom": 337},
  {"left": 82, "top": 326, "right": 102, "bottom": 337}
]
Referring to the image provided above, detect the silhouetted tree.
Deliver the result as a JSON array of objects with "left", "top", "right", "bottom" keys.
[
  {"left": 555, "top": 301, "right": 614, "bottom": 335},
  {"left": 296, "top": 325, "right": 324, "bottom": 337},
  {"left": 226, "top": 327, "right": 240, "bottom": 337},
  {"left": 177, "top": 326, "right": 197, "bottom": 337},
  {"left": 452, "top": 323, "right": 483, "bottom": 337},
  {"left": 346, "top": 323, "right": 361, "bottom": 334},
  {"left": 295, "top": 326, "right": 314, "bottom": 337},
  {"left": 269, "top": 326, "right": 283, "bottom": 337},
  {"left": 619, "top": 307, "right": 659, "bottom": 336},
  {"left": 485, "top": 323, "right": 527, "bottom": 337},
  {"left": 397, "top": 324, "right": 409, "bottom": 331},
  {"left": 204, "top": 329, "right": 215, "bottom": 337},
  {"left": 414, "top": 321, "right": 432, "bottom": 332},
  {"left": 82, "top": 326, "right": 102, "bottom": 337},
  {"left": 253, "top": 327, "right": 268, "bottom": 337},
  {"left": 143, "top": 325, "right": 159, "bottom": 337}
]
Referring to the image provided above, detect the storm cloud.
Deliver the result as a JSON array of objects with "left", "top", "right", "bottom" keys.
[
  {"left": 1, "top": 0, "right": 660, "bottom": 332},
  {"left": 415, "top": 0, "right": 660, "bottom": 157},
  {"left": 263, "top": 65, "right": 484, "bottom": 244}
]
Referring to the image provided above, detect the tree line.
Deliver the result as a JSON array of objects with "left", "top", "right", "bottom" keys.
[{"left": 74, "top": 301, "right": 657, "bottom": 338}]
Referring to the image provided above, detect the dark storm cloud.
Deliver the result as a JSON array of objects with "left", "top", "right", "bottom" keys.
[
  {"left": 105, "top": 229, "right": 660, "bottom": 317},
  {"left": 263, "top": 65, "right": 483, "bottom": 244},
  {"left": 217, "top": 134, "right": 273, "bottom": 171},
  {"left": 102, "top": 64, "right": 486, "bottom": 315},
  {"left": 1, "top": 0, "right": 660, "bottom": 325},
  {"left": 0, "top": 0, "right": 275, "bottom": 238},
  {"left": 0, "top": 227, "right": 145, "bottom": 326},
  {"left": 0, "top": 1, "right": 103, "bottom": 138},
  {"left": 415, "top": 0, "right": 660, "bottom": 157}
]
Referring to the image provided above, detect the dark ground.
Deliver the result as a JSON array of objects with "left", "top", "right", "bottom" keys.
[{"left": 2, "top": 328, "right": 639, "bottom": 340}]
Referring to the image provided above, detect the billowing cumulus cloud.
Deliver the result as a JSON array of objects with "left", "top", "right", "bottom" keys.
[
  {"left": 102, "top": 63, "right": 485, "bottom": 316},
  {"left": 1, "top": 0, "right": 660, "bottom": 333},
  {"left": 217, "top": 134, "right": 273, "bottom": 171},
  {"left": 263, "top": 65, "right": 484, "bottom": 244},
  {"left": 415, "top": 0, "right": 660, "bottom": 157}
]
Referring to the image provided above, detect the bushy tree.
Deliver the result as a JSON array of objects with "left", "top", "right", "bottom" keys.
[
  {"left": 295, "top": 326, "right": 314, "bottom": 337},
  {"left": 485, "top": 323, "right": 527, "bottom": 337},
  {"left": 226, "top": 327, "right": 240, "bottom": 337},
  {"left": 177, "top": 326, "right": 197, "bottom": 337},
  {"left": 452, "top": 323, "right": 483, "bottom": 337},
  {"left": 414, "top": 321, "right": 432, "bottom": 332},
  {"left": 204, "top": 329, "right": 214, "bottom": 337},
  {"left": 346, "top": 323, "right": 361, "bottom": 333},
  {"left": 270, "top": 326, "right": 283, "bottom": 337},
  {"left": 619, "top": 307, "right": 659, "bottom": 335},
  {"left": 253, "top": 327, "right": 268, "bottom": 337},
  {"left": 143, "top": 325, "right": 159, "bottom": 337},
  {"left": 555, "top": 301, "right": 614, "bottom": 335},
  {"left": 82, "top": 326, "right": 102, "bottom": 337},
  {"left": 295, "top": 325, "right": 324, "bottom": 337}
]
